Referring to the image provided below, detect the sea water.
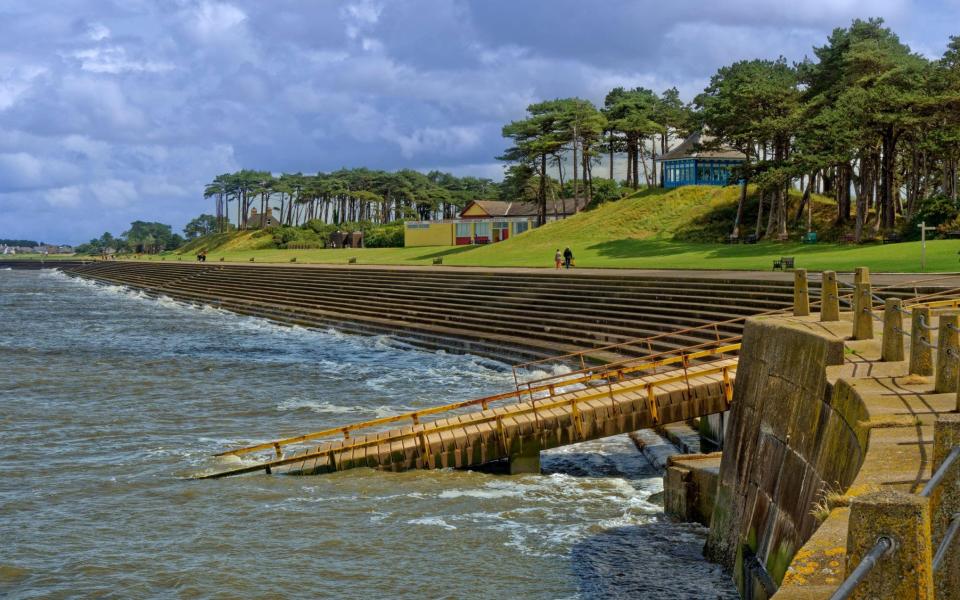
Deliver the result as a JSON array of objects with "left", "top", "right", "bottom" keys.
[{"left": 0, "top": 269, "right": 737, "bottom": 599}]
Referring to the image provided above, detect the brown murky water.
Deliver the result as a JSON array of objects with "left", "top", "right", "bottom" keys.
[{"left": 0, "top": 269, "right": 737, "bottom": 599}]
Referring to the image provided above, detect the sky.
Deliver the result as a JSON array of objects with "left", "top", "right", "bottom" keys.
[{"left": 1, "top": 0, "right": 959, "bottom": 245}]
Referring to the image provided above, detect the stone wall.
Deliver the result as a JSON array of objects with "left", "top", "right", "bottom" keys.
[{"left": 705, "top": 317, "right": 867, "bottom": 598}]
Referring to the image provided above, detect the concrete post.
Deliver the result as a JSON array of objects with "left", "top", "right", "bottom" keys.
[
  {"left": 910, "top": 306, "right": 934, "bottom": 376},
  {"left": 852, "top": 282, "right": 874, "bottom": 340},
  {"left": 931, "top": 415, "right": 960, "bottom": 599},
  {"left": 882, "top": 298, "right": 905, "bottom": 362},
  {"left": 821, "top": 271, "right": 840, "bottom": 322},
  {"left": 845, "top": 490, "right": 934, "bottom": 600},
  {"left": 935, "top": 312, "right": 960, "bottom": 393},
  {"left": 793, "top": 269, "right": 809, "bottom": 317},
  {"left": 854, "top": 266, "right": 870, "bottom": 285},
  {"left": 508, "top": 436, "right": 541, "bottom": 474}
]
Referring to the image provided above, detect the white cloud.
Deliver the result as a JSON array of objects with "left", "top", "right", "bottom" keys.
[
  {"left": 45, "top": 186, "right": 83, "bottom": 208},
  {"left": 92, "top": 179, "right": 137, "bottom": 207},
  {"left": 86, "top": 22, "right": 111, "bottom": 42},
  {"left": 0, "top": 61, "right": 47, "bottom": 111},
  {"left": 70, "top": 46, "right": 174, "bottom": 74},
  {"left": 182, "top": 1, "right": 247, "bottom": 40},
  {"left": 391, "top": 125, "right": 483, "bottom": 159}
]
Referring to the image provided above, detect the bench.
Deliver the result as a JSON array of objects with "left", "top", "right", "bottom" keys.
[
  {"left": 840, "top": 233, "right": 856, "bottom": 245},
  {"left": 348, "top": 257, "right": 357, "bottom": 264},
  {"left": 883, "top": 232, "right": 901, "bottom": 244},
  {"left": 744, "top": 234, "right": 758, "bottom": 244},
  {"left": 801, "top": 231, "right": 817, "bottom": 244},
  {"left": 725, "top": 234, "right": 740, "bottom": 244},
  {"left": 772, "top": 256, "right": 795, "bottom": 271},
  {"left": 433, "top": 257, "right": 443, "bottom": 265}
]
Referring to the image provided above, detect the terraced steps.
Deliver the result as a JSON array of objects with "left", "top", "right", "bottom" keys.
[{"left": 57, "top": 262, "right": 806, "bottom": 363}]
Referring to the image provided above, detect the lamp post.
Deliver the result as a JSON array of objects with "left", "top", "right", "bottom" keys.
[{"left": 918, "top": 221, "right": 936, "bottom": 272}]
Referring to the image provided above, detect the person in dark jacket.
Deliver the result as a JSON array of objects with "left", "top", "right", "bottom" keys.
[{"left": 563, "top": 247, "right": 573, "bottom": 269}]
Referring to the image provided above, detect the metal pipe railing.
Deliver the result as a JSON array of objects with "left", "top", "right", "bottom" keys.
[
  {"left": 920, "top": 446, "right": 960, "bottom": 498},
  {"left": 933, "top": 513, "right": 960, "bottom": 572},
  {"left": 829, "top": 537, "right": 895, "bottom": 600},
  {"left": 199, "top": 361, "right": 738, "bottom": 479}
]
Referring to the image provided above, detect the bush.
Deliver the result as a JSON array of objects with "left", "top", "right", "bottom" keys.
[
  {"left": 272, "top": 226, "right": 322, "bottom": 248},
  {"left": 902, "top": 195, "right": 958, "bottom": 240},
  {"left": 365, "top": 223, "right": 404, "bottom": 247}
]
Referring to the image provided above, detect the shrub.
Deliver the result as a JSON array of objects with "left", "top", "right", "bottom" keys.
[
  {"left": 365, "top": 223, "right": 404, "bottom": 247},
  {"left": 902, "top": 195, "right": 958, "bottom": 240}
]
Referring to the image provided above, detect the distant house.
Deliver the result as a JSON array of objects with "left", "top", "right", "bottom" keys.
[
  {"left": 404, "top": 198, "right": 587, "bottom": 247},
  {"left": 656, "top": 131, "right": 746, "bottom": 188},
  {"left": 248, "top": 207, "right": 279, "bottom": 228}
]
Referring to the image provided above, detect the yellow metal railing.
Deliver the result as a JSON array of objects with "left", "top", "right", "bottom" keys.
[
  {"left": 214, "top": 340, "right": 741, "bottom": 461},
  {"left": 201, "top": 273, "right": 960, "bottom": 479},
  {"left": 198, "top": 360, "right": 737, "bottom": 479}
]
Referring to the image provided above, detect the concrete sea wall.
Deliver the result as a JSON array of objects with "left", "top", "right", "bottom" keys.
[{"left": 705, "top": 317, "right": 864, "bottom": 598}]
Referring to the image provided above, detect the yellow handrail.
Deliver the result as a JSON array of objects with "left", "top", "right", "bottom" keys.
[
  {"left": 216, "top": 341, "right": 742, "bottom": 458},
  {"left": 208, "top": 275, "right": 960, "bottom": 469},
  {"left": 197, "top": 362, "right": 738, "bottom": 479}
]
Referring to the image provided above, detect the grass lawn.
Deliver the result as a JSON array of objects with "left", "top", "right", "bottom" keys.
[
  {"left": 103, "top": 186, "right": 960, "bottom": 273},
  {"left": 123, "top": 238, "right": 960, "bottom": 273}
]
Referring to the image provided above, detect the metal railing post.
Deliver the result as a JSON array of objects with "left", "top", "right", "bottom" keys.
[
  {"left": 821, "top": 270, "right": 840, "bottom": 322},
  {"left": 852, "top": 282, "right": 874, "bottom": 340},
  {"left": 931, "top": 415, "right": 960, "bottom": 599},
  {"left": 882, "top": 298, "right": 905, "bottom": 362},
  {"left": 935, "top": 312, "right": 960, "bottom": 393},
  {"left": 910, "top": 306, "right": 934, "bottom": 376},
  {"left": 840, "top": 490, "right": 934, "bottom": 599},
  {"left": 794, "top": 268, "right": 810, "bottom": 317}
]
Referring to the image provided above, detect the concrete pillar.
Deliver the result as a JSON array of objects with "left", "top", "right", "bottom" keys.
[
  {"left": 882, "top": 298, "right": 905, "bottom": 362},
  {"left": 935, "top": 312, "right": 960, "bottom": 393},
  {"left": 793, "top": 269, "right": 810, "bottom": 317},
  {"left": 508, "top": 436, "right": 541, "bottom": 474},
  {"left": 854, "top": 266, "right": 871, "bottom": 285},
  {"left": 911, "top": 306, "right": 934, "bottom": 376},
  {"left": 845, "top": 490, "right": 934, "bottom": 600},
  {"left": 852, "top": 282, "right": 874, "bottom": 340},
  {"left": 932, "top": 415, "right": 960, "bottom": 599},
  {"left": 821, "top": 271, "right": 840, "bottom": 322}
]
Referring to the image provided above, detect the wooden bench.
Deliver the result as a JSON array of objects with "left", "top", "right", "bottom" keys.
[
  {"left": 725, "top": 234, "right": 740, "bottom": 244},
  {"left": 883, "top": 232, "right": 901, "bottom": 244},
  {"left": 744, "top": 234, "right": 758, "bottom": 244},
  {"left": 840, "top": 233, "right": 856, "bottom": 245},
  {"left": 772, "top": 256, "right": 795, "bottom": 271}
]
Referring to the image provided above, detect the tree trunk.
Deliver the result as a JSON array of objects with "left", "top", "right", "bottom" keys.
[
  {"left": 731, "top": 178, "right": 748, "bottom": 238},
  {"left": 880, "top": 128, "right": 896, "bottom": 230},
  {"left": 608, "top": 132, "right": 614, "bottom": 180},
  {"left": 755, "top": 190, "right": 765, "bottom": 239},
  {"left": 572, "top": 125, "right": 578, "bottom": 201},
  {"left": 539, "top": 152, "right": 547, "bottom": 226}
]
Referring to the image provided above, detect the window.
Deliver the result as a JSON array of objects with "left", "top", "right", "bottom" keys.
[
  {"left": 455, "top": 223, "right": 471, "bottom": 237},
  {"left": 474, "top": 222, "right": 490, "bottom": 237},
  {"left": 494, "top": 221, "right": 508, "bottom": 230},
  {"left": 514, "top": 221, "right": 529, "bottom": 234}
]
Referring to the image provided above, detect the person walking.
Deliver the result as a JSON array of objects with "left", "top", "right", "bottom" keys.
[
  {"left": 554, "top": 248, "right": 562, "bottom": 269},
  {"left": 563, "top": 247, "right": 574, "bottom": 269}
]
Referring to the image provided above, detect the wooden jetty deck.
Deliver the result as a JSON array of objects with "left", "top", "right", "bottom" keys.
[{"left": 200, "top": 351, "right": 738, "bottom": 478}]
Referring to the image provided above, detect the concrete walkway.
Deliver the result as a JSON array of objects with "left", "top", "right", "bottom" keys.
[{"left": 104, "top": 258, "right": 960, "bottom": 287}]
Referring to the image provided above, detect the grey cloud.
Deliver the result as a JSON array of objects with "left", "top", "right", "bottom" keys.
[{"left": 0, "top": 0, "right": 954, "bottom": 244}]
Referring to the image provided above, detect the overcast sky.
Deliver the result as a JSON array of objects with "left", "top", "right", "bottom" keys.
[{"left": 2, "top": 0, "right": 959, "bottom": 244}]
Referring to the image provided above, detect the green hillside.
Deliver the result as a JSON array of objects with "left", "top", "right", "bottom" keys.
[{"left": 135, "top": 185, "right": 960, "bottom": 272}]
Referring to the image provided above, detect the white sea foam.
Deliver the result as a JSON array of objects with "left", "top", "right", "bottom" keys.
[{"left": 406, "top": 516, "right": 457, "bottom": 530}]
